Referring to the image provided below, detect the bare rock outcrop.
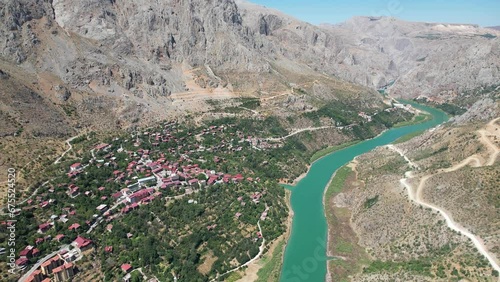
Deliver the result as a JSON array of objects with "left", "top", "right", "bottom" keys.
[{"left": 0, "top": 0, "right": 498, "bottom": 137}]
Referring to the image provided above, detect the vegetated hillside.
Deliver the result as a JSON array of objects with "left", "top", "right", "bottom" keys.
[
  {"left": 1, "top": 0, "right": 497, "bottom": 222},
  {"left": 0, "top": 119, "right": 293, "bottom": 281},
  {"left": 325, "top": 98, "right": 500, "bottom": 281},
  {"left": 0, "top": 0, "right": 381, "bottom": 197},
  {"left": 0, "top": 108, "right": 414, "bottom": 281}
]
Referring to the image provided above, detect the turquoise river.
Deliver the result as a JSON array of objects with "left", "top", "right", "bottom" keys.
[{"left": 280, "top": 101, "right": 448, "bottom": 282}]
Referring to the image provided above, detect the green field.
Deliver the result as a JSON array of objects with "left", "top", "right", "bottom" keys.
[
  {"left": 256, "top": 240, "right": 285, "bottom": 282},
  {"left": 393, "top": 113, "right": 431, "bottom": 128},
  {"left": 324, "top": 165, "right": 371, "bottom": 281},
  {"left": 310, "top": 140, "right": 361, "bottom": 163},
  {"left": 325, "top": 165, "right": 353, "bottom": 200},
  {"left": 393, "top": 129, "right": 425, "bottom": 144}
]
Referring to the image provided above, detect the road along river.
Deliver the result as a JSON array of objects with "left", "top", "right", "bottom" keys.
[{"left": 280, "top": 101, "right": 448, "bottom": 282}]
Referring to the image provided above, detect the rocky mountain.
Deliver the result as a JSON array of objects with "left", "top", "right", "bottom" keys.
[
  {"left": 0, "top": 0, "right": 498, "bottom": 133},
  {"left": 321, "top": 17, "right": 500, "bottom": 98},
  {"left": 235, "top": 2, "right": 499, "bottom": 99}
]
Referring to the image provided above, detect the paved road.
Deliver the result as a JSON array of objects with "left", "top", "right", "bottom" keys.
[
  {"left": 86, "top": 200, "right": 124, "bottom": 234},
  {"left": 18, "top": 245, "right": 69, "bottom": 282},
  {"left": 264, "top": 126, "right": 337, "bottom": 141}
]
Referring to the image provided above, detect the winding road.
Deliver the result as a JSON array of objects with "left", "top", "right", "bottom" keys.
[
  {"left": 86, "top": 199, "right": 124, "bottom": 234},
  {"left": 265, "top": 126, "right": 337, "bottom": 141},
  {"left": 54, "top": 135, "right": 80, "bottom": 164},
  {"left": 209, "top": 221, "right": 265, "bottom": 282},
  {"left": 393, "top": 117, "right": 500, "bottom": 274}
]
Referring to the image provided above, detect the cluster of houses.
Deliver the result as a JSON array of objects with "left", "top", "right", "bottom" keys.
[
  {"left": 14, "top": 120, "right": 274, "bottom": 280},
  {"left": 393, "top": 103, "right": 415, "bottom": 112},
  {"left": 25, "top": 253, "right": 75, "bottom": 282},
  {"left": 358, "top": 111, "right": 373, "bottom": 122},
  {"left": 20, "top": 235, "right": 92, "bottom": 282},
  {"left": 15, "top": 246, "right": 40, "bottom": 270},
  {"left": 383, "top": 103, "right": 416, "bottom": 114}
]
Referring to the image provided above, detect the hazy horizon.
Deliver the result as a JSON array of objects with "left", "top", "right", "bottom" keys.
[{"left": 248, "top": 0, "right": 500, "bottom": 27}]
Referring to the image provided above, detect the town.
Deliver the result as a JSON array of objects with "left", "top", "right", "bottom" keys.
[
  {"left": 3, "top": 119, "right": 291, "bottom": 281},
  {"left": 2, "top": 101, "right": 416, "bottom": 281}
]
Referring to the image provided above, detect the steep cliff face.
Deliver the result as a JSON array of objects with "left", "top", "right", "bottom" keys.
[
  {"left": 0, "top": 0, "right": 498, "bottom": 137},
  {"left": 51, "top": 0, "right": 268, "bottom": 71},
  {"left": 322, "top": 16, "right": 500, "bottom": 98},
  {"left": 235, "top": 2, "right": 499, "bottom": 98}
]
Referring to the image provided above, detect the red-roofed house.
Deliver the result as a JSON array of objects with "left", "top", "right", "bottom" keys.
[
  {"left": 121, "top": 263, "right": 132, "bottom": 273},
  {"left": 95, "top": 143, "right": 109, "bottom": 151},
  {"left": 207, "top": 176, "right": 218, "bottom": 185},
  {"left": 25, "top": 269, "right": 43, "bottom": 282},
  {"left": 127, "top": 188, "right": 154, "bottom": 203},
  {"left": 68, "top": 186, "right": 79, "bottom": 197},
  {"left": 53, "top": 262, "right": 75, "bottom": 281},
  {"left": 112, "top": 191, "right": 123, "bottom": 199},
  {"left": 232, "top": 174, "right": 244, "bottom": 183},
  {"left": 73, "top": 236, "right": 93, "bottom": 251},
  {"left": 69, "top": 163, "right": 82, "bottom": 172},
  {"left": 41, "top": 255, "right": 63, "bottom": 275},
  {"left": 38, "top": 222, "right": 52, "bottom": 233},
  {"left": 16, "top": 257, "right": 28, "bottom": 267},
  {"left": 68, "top": 223, "right": 80, "bottom": 231},
  {"left": 32, "top": 248, "right": 40, "bottom": 257},
  {"left": 19, "top": 246, "right": 34, "bottom": 258}
]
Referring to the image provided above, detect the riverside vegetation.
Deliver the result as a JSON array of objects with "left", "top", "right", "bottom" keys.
[{"left": 0, "top": 99, "right": 414, "bottom": 281}]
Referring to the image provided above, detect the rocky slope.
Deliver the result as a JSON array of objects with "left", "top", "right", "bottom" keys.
[
  {"left": 2, "top": 1, "right": 498, "bottom": 132},
  {"left": 327, "top": 104, "right": 500, "bottom": 281},
  {"left": 1, "top": 0, "right": 498, "bottom": 194},
  {"left": 0, "top": 0, "right": 385, "bottom": 131},
  {"left": 234, "top": 1, "right": 500, "bottom": 98}
]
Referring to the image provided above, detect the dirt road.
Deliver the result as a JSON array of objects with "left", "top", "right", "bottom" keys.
[{"left": 392, "top": 117, "right": 500, "bottom": 274}]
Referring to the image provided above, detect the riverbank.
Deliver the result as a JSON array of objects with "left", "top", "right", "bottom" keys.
[
  {"left": 323, "top": 160, "right": 371, "bottom": 281},
  {"left": 238, "top": 189, "right": 293, "bottom": 282},
  {"left": 310, "top": 140, "right": 362, "bottom": 163},
  {"left": 282, "top": 101, "right": 426, "bottom": 187},
  {"left": 279, "top": 165, "right": 310, "bottom": 186},
  {"left": 280, "top": 102, "right": 448, "bottom": 281}
]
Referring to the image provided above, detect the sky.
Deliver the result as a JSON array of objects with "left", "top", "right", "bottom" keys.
[{"left": 248, "top": 0, "right": 500, "bottom": 27}]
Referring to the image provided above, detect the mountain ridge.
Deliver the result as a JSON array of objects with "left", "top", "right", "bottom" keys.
[{"left": 0, "top": 0, "right": 498, "bottom": 134}]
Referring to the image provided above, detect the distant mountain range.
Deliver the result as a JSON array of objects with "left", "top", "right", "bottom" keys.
[{"left": 0, "top": 0, "right": 498, "bottom": 134}]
